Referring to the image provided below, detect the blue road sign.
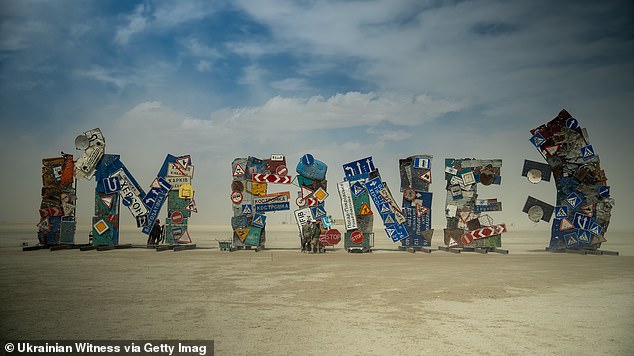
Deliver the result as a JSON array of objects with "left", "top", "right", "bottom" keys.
[
  {"left": 581, "top": 145, "right": 595, "bottom": 160},
  {"left": 589, "top": 222, "right": 602, "bottom": 236},
  {"left": 255, "top": 202, "right": 290, "bottom": 213},
  {"left": 565, "top": 117, "right": 578, "bottom": 129},
  {"left": 350, "top": 181, "right": 365, "bottom": 197},
  {"left": 577, "top": 230, "right": 591, "bottom": 244},
  {"left": 413, "top": 157, "right": 431, "bottom": 169},
  {"left": 573, "top": 212, "right": 591, "bottom": 230},
  {"left": 141, "top": 176, "right": 172, "bottom": 235},
  {"left": 598, "top": 186, "right": 610, "bottom": 198},
  {"left": 384, "top": 223, "right": 409, "bottom": 242},
  {"left": 566, "top": 192, "right": 582, "bottom": 209},
  {"left": 311, "top": 205, "right": 327, "bottom": 219},
  {"left": 102, "top": 176, "right": 121, "bottom": 194},
  {"left": 530, "top": 132, "right": 546, "bottom": 147},
  {"left": 343, "top": 157, "right": 375, "bottom": 178},
  {"left": 364, "top": 176, "right": 386, "bottom": 209},
  {"left": 554, "top": 206, "right": 568, "bottom": 219},
  {"left": 242, "top": 204, "right": 253, "bottom": 215},
  {"left": 564, "top": 232, "right": 582, "bottom": 249},
  {"left": 251, "top": 213, "right": 266, "bottom": 228}
]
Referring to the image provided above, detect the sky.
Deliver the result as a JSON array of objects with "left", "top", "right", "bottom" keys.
[{"left": 0, "top": 0, "right": 632, "bottom": 234}]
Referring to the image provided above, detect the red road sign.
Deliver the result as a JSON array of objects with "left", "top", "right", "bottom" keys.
[
  {"left": 350, "top": 230, "right": 363, "bottom": 244},
  {"left": 320, "top": 229, "right": 342, "bottom": 246},
  {"left": 230, "top": 191, "right": 243, "bottom": 204},
  {"left": 461, "top": 233, "right": 474, "bottom": 245},
  {"left": 39, "top": 207, "right": 63, "bottom": 217},
  {"left": 171, "top": 211, "right": 184, "bottom": 224},
  {"left": 461, "top": 224, "right": 507, "bottom": 241},
  {"left": 276, "top": 165, "right": 288, "bottom": 176},
  {"left": 252, "top": 173, "right": 291, "bottom": 184}
]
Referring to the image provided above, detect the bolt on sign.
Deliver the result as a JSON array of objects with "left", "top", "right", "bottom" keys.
[
  {"left": 524, "top": 109, "right": 613, "bottom": 250},
  {"left": 399, "top": 155, "right": 433, "bottom": 248},
  {"left": 231, "top": 154, "right": 292, "bottom": 249},
  {"left": 444, "top": 158, "right": 505, "bottom": 249},
  {"left": 294, "top": 153, "right": 339, "bottom": 252},
  {"left": 37, "top": 154, "right": 77, "bottom": 245}
]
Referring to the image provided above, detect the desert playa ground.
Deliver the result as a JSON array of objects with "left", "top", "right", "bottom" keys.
[{"left": 1, "top": 225, "right": 633, "bottom": 355}]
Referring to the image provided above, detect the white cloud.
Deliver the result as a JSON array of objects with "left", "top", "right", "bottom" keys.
[
  {"left": 196, "top": 60, "right": 213, "bottom": 72},
  {"left": 270, "top": 78, "right": 309, "bottom": 92},
  {"left": 115, "top": 4, "right": 148, "bottom": 45},
  {"left": 210, "top": 91, "right": 464, "bottom": 132}
]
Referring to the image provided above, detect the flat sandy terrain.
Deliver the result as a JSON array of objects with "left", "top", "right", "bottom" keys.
[{"left": 1, "top": 225, "right": 633, "bottom": 355}]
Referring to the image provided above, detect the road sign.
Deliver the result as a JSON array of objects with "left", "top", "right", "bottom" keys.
[
  {"left": 301, "top": 186, "right": 314, "bottom": 198},
  {"left": 141, "top": 177, "right": 171, "bottom": 235},
  {"left": 559, "top": 218, "right": 574, "bottom": 231},
  {"left": 564, "top": 232, "right": 581, "bottom": 248},
  {"left": 350, "top": 181, "right": 365, "bottom": 197},
  {"left": 254, "top": 192, "right": 290, "bottom": 205},
  {"left": 235, "top": 228, "right": 249, "bottom": 241},
  {"left": 100, "top": 196, "right": 114, "bottom": 209},
  {"left": 566, "top": 192, "right": 582, "bottom": 209},
  {"left": 171, "top": 211, "right": 184, "bottom": 224},
  {"left": 255, "top": 202, "right": 290, "bottom": 212},
  {"left": 39, "top": 207, "right": 63, "bottom": 217},
  {"left": 276, "top": 165, "right": 288, "bottom": 176},
  {"left": 544, "top": 145, "right": 559, "bottom": 156},
  {"left": 350, "top": 230, "right": 363, "bottom": 244},
  {"left": 359, "top": 202, "right": 372, "bottom": 215},
  {"left": 168, "top": 162, "right": 194, "bottom": 177},
  {"left": 320, "top": 229, "right": 341, "bottom": 246},
  {"left": 577, "top": 230, "right": 591, "bottom": 244},
  {"left": 102, "top": 176, "right": 121, "bottom": 193},
  {"left": 241, "top": 204, "right": 253, "bottom": 215},
  {"left": 530, "top": 132, "right": 546, "bottom": 147},
  {"left": 185, "top": 199, "right": 198, "bottom": 213},
  {"left": 461, "top": 171, "right": 475, "bottom": 186},
  {"left": 598, "top": 186, "right": 610, "bottom": 198},
  {"left": 573, "top": 212, "right": 590, "bottom": 230},
  {"left": 271, "top": 154, "right": 285, "bottom": 161},
  {"left": 461, "top": 224, "right": 507, "bottom": 241},
  {"left": 246, "top": 181, "right": 267, "bottom": 196},
  {"left": 176, "top": 155, "right": 191, "bottom": 169},
  {"left": 413, "top": 157, "right": 430, "bottom": 169},
  {"left": 589, "top": 222, "right": 602, "bottom": 236},
  {"left": 165, "top": 176, "right": 191, "bottom": 189},
  {"left": 554, "top": 206, "right": 568, "bottom": 219},
  {"left": 251, "top": 213, "right": 266, "bottom": 228},
  {"left": 580, "top": 145, "right": 595, "bottom": 160},
  {"left": 311, "top": 205, "right": 327, "bottom": 219},
  {"left": 252, "top": 173, "right": 292, "bottom": 184},
  {"left": 566, "top": 117, "right": 578, "bottom": 129},
  {"left": 230, "top": 191, "right": 243, "bottom": 204},
  {"left": 294, "top": 208, "right": 312, "bottom": 229},
  {"left": 176, "top": 229, "right": 192, "bottom": 243},
  {"left": 343, "top": 157, "right": 375, "bottom": 177},
  {"left": 94, "top": 219, "right": 109, "bottom": 235},
  {"left": 384, "top": 223, "right": 408, "bottom": 242},
  {"left": 314, "top": 187, "right": 328, "bottom": 202},
  {"left": 419, "top": 171, "right": 432, "bottom": 184},
  {"left": 337, "top": 181, "right": 358, "bottom": 231},
  {"left": 178, "top": 183, "right": 194, "bottom": 199}
]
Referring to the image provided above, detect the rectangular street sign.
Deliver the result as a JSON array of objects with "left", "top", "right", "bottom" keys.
[
  {"left": 167, "top": 162, "right": 194, "bottom": 177},
  {"left": 255, "top": 202, "right": 290, "bottom": 212},
  {"left": 343, "top": 157, "right": 375, "bottom": 177},
  {"left": 337, "top": 181, "right": 358, "bottom": 231}
]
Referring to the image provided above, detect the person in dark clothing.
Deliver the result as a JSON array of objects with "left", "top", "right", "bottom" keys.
[{"left": 148, "top": 218, "right": 162, "bottom": 246}]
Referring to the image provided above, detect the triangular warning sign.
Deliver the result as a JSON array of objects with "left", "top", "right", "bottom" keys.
[
  {"left": 301, "top": 186, "right": 314, "bottom": 198},
  {"left": 379, "top": 203, "right": 391, "bottom": 214},
  {"left": 235, "top": 228, "right": 249, "bottom": 241},
  {"left": 420, "top": 171, "right": 432, "bottom": 183},
  {"left": 545, "top": 145, "right": 559, "bottom": 156},
  {"left": 233, "top": 163, "right": 245, "bottom": 177},
  {"left": 448, "top": 237, "right": 458, "bottom": 247},
  {"left": 176, "top": 229, "right": 192, "bottom": 243},
  {"left": 384, "top": 214, "right": 395, "bottom": 224},
  {"left": 100, "top": 195, "right": 114, "bottom": 209},
  {"left": 359, "top": 202, "right": 372, "bottom": 215},
  {"left": 185, "top": 199, "right": 198, "bottom": 213},
  {"left": 177, "top": 156, "right": 190, "bottom": 169},
  {"left": 385, "top": 227, "right": 395, "bottom": 237},
  {"left": 252, "top": 215, "right": 265, "bottom": 227},
  {"left": 555, "top": 206, "right": 568, "bottom": 218},
  {"left": 560, "top": 218, "right": 574, "bottom": 231},
  {"left": 150, "top": 178, "right": 161, "bottom": 188},
  {"left": 416, "top": 204, "right": 429, "bottom": 217}
]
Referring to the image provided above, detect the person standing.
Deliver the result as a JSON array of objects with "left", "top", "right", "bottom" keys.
[{"left": 148, "top": 218, "right": 162, "bottom": 246}]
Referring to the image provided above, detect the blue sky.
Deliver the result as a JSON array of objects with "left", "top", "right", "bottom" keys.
[{"left": 1, "top": 0, "right": 632, "bottom": 232}]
